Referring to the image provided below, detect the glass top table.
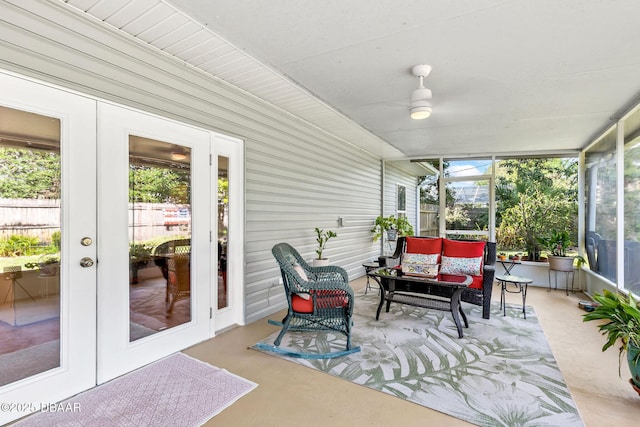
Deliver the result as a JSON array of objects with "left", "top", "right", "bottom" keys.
[
  {"left": 495, "top": 274, "right": 533, "bottom": 319},
  {"left": 367, "top": 267, "right": 472, "bottom": 338}
]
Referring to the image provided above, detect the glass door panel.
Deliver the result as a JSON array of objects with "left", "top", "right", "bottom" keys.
[
  {"left": 217, "top": 156, "right": 228, "bottom": 309},
  {"left": 445, "top": 179, "right": 490, "bottom": 240},
  {"left": 0, "top": 106, "right": 61, "bottom": 386},
  {"left": 213, "top": 135, "right": 243, "bottom": 332},
  {"left": 129, "top": 137, "right": 192, "bottom": 341}
]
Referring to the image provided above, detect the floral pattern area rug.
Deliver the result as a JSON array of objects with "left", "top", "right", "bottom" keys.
[{"left": 253, "top": 291, "right": 584, "bottom": 427}]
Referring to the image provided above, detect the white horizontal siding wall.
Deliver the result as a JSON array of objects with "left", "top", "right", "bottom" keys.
[
  {"left": 382, "top": 162, "right": 418, "bottom": 254},
  {"left": 245, "top": 138, "right": 381, "bottom": 322},
  {"left": 384, "top": 162, "right": 418, "bottom": 226},
  {"left": 0, "top": 0, "right": 383, "bottom": 323}
]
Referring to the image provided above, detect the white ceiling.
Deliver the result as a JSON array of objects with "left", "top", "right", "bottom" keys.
[{"left": 66, "top": 0, "right": 640, "bottom": 160}]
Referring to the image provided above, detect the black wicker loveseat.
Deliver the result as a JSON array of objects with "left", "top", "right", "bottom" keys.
[{"left": 380, "top": 236, "right": 496, "bottom": 319}]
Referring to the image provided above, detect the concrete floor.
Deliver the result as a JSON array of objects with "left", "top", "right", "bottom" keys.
[
  {"left": 185, "top": 276, "right": 640, "bottom": 427},
  {"left": 3, "top": 275, "right": 639, "bottom": 425}
]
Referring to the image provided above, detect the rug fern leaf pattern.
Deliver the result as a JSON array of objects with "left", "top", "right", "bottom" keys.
[{"left": 254, "top": 291, "right": 584, "bottom": 427}]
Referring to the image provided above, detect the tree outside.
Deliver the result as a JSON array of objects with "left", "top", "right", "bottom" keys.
[
  {"left": 419, "top": 158, "right": 579, "bottom": 258},
  {"left": 496, "top": 158, "right": 578, "bottom": 259}
]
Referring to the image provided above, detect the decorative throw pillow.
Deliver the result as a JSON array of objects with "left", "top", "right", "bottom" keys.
[
  {"left": 440, "top": 255, "right": 483, "bottom": 276},
  {"left": 293, "top": 264, "right": 308, "bottom": 281},
  {"left": 401, "top": 253, "right": 439, "bottom": 276},
  {"left": 292, "top": 264, "right": 311, "bottom": 299},
  {"left": 402, "top": 253, "right": 438, "bottom": 265}
]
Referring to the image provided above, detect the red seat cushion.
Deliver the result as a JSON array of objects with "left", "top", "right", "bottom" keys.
[
  {"left": 291, "top": 290, "right": 348, "bottom": 313},
  {"left": 468, "top": 275, "right": 484, "bottom": 289},
  {"left": 438, "top": 273, "right": 482, "bottom": 289}
]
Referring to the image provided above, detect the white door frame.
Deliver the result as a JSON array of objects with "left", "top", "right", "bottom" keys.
[{"left": 212, "top": 133, "right": 245, "bottom": 331}]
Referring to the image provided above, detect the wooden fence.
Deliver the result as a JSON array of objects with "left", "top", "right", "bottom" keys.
[
  {"left": 1, "top": 198, "right": 190, "bottom": 243},
  {"left": 420, "top": 203, "right": 438, "bottom": 236},
  {"left": 0, "top": 198, "right": 59, "bottom": 241}
]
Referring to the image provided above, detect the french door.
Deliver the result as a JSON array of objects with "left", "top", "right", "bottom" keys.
[
  {"left": 1, "top": 72, "right": 244, "bottom": 424},
  {"left": 96, "top": 103, "right": 212, "bottom": 383},
  {"left": 0, "top": 73, "right": 97, "bottom": 425}
]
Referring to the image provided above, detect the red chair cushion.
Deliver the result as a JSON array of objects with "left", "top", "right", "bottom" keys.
[
  {"left": 168, "top": 271, "right": 178, "bottom": 285},
  {"left": 406, "top": 237, "right": 443, "bottom": 255},
  {"left": 442, "top": 239, "right": 486, "bottom": 289},
  {"left": 291, "top": 290, "right": 348, "bottom": 313},
  {"left": 442, "top": 239, "right": 485, "bottom": 257},
  {"left": 468, "top": 275, "right": 484, "bottom": 289},
  {"left": 438, "top": 273, "right": 483, "bottom": 289}
]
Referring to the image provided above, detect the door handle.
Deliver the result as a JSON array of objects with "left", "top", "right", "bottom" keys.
[{"left": 80, "top": 257, "right": 94, "bottom": 268}]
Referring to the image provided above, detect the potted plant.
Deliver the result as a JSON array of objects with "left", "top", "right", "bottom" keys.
[
  {"left": 538, "top": 229, "right": 574, "bottom": 271},
  {"left": 25, "top": 254, "right": 60, "bottom": 277},
  {"left": 371, "top": 215, "right": 414, "bottom": 242},
  {"left": 129, "top": 242, "right": 153, "bottom": 284},
  {"left": 583, "top": 290, "right": 640, "bottom": 394},
  {"left": 313, "top": 227, "right": 337, "bottom": 267},
  {"left": 371, "top": 215, "right": 395, "bottom": 242}
]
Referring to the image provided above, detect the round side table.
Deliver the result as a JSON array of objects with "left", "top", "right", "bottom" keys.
[
  {"left": 362, "top": 262, "right": 380, "bottom": 294},
  {"left": 496, "top": 274, "right": 533, "bottom": 319}
]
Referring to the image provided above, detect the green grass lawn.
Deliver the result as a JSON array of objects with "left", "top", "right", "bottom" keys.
[{"left": 0, "top": 254, "right": 55, "bottom": 271}]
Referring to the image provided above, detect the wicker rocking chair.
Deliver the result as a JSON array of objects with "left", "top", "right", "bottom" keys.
[
  {"left": 268, "top": 243, "right": 357, "bottom": 357},
  {"left": 166, "top": 253, "right": 190, "bottom": 316}
]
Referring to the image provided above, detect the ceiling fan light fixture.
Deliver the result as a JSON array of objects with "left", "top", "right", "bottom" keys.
[
  {"left": 170, "top": 149, "right": 187, "bottom": 161},
  {"left": 410, "top": 103, "right": 432, "bottom": 120},
  {"left": 409, "top": 64, "right": 433, "bottom": 120}
]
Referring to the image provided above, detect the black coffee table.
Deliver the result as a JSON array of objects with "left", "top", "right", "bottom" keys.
[{"left": 367, "top": 267, "right": 472, "bottom": 338}]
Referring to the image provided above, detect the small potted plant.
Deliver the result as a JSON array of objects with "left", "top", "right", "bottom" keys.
[
  {"left": 371, "top": 215, "right": 414, "bottom": 242},
  {"left": 583, "top": 290, "right": 640, "bottom": 394},
  {"left": 313, "top": 227, "right": 337, "bottom": 267},
  {"left": 538, "top": 229, "right": 574, "bottom": 271},
  {"left": 129, "top": 242, "right": 153, "bottom": 284},
  {"left": 25, "top": 254, "right": 60, "bottom": 277},
  {"left": 497, "top": 252, "right": 507, "bottom": 261}
]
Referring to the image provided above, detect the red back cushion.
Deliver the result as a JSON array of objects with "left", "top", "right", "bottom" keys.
[
  {"left": 442, "top": 239, "right": 485, "bottom": 258},
  {"left": 442, "top": 239, "right": 486, "bottom": 288},
  {"left": 405, "top": 237, "right": 443, "bottom": 255}
]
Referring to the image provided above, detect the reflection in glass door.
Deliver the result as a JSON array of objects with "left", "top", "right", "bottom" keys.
[
  {"left": 217, "top": 156, "right": 228, "bottom": 309},
  {"left": 213, "top": 135, "right": 243, "bottom": 332},
  {"left": 0, "top": 106, "right": 61, "bottom": 385},
  {"left": 128, "top": 137, "right": 192, "bottom": 341}
]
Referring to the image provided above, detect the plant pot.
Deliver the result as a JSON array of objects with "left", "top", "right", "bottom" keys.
[
  {"left": 386, "top": 229, "right": 398, "bottom": 241},
  {"left": 628, "top": 342, "right": 640, "bottom": 389},
  {"left": 38, "top": 262, "right": 59, "bottom": 277},
  {"left": 312, "top": 258, "right": 330, "bottom": 267},
  {"left": 548, "top": 255, "right": 574, "bottom": 272}
]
